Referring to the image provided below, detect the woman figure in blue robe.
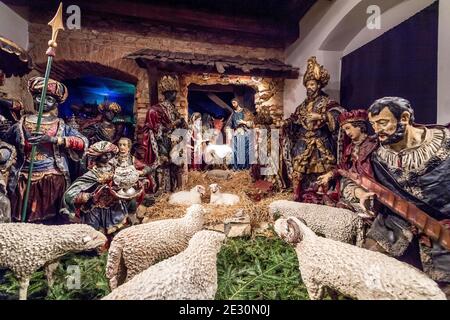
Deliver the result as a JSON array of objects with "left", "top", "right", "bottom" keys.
[{"left": 228, "top": 98, "right": 254, "bottom": 170}]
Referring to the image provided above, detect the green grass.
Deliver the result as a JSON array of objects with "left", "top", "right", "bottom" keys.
[{"left": 0, "top": 237, "right": 315, "bottom": 300}]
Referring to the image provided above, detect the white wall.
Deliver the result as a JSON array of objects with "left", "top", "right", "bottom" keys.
[
  {"left": 0, "top": 1, "right": 28, "bottom": 49},
  {"left": 438, "top": 0, "right": 450, "bottom": 125},
  {"left": 284, "top": 0, "right": 443, "bottom": 121}
]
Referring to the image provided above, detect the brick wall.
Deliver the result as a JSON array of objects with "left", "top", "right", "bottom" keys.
[{"left": 28, "top": 21, "right": 285, "bottom": 152}]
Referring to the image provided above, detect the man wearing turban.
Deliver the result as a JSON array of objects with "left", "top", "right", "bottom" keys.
[
  {"left": 142, "top": 75, "right": 187, "bottom": 193},
  {"left": 0, "top": 76, "right": 88, "bottom": 223},
  {"left": 62, "top": 141, "right": 129, "bottom": 235},
  {"left": 282, "top": 57, "right": 346, "bottom": 203}
]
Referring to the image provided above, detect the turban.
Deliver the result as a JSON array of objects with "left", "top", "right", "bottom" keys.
[
  {"left": 302, "top": 56, "right": 330, "bottom": 88},
  {"left": 28, "top": 76, "right": 68, "bottom": 103},
  {"left": 86, "top": 141, "right": 119, "bottom": 157}
]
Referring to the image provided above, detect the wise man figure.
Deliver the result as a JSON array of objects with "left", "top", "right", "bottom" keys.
[
  {"left": 63, "top": 141, "right": 128, "bottom": 236},
  {"left": 81, "top": 101, "right": 122, "bottom": 145},
  {"left": 282, "top": 56, "right": 346, "bottom": 203},
  {"left": 317, "top": 109, "right": 378, "bottom": 212},
  {"left": 354, "top": 97, "right": 450, "bottom": 297},
  {"left": 0, "top": 76, "right": 88, "bottom": 223},
  {"left": 142, "top": 75, "right": 187, "bottom": 193}
]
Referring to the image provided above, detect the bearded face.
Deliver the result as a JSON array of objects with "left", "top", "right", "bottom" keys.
[
  {"left": 163, "top": 90, "right": 177, "bottom": 103},
  {"left": 369, "top": 107, "right": 408, "bottom": 146},
  {"left": 305, "top": 80, "right": 319, "bottom": 99}
]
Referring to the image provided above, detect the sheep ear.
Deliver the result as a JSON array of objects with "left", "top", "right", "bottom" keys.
[{"left": 286, "top": 218, "right": 302, "bottom": 243}]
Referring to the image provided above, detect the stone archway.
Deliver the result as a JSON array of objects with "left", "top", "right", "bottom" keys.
[
  {"left": 177, "top": 73, "right": 285, "bottom": 127},
  {"left": 29, "top": 58, "right": 149, "bottom": 142}
]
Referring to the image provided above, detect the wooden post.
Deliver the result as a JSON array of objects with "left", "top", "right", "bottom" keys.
[{"left": 146, "top": 64, "right": 159, "bottom": 106}]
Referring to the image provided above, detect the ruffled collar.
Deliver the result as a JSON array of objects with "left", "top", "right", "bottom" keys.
[{"left": 376, "top": 127, "right": 447, "bottom": 172}]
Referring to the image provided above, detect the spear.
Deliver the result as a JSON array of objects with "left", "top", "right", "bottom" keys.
[{"left": 21, "top": 3, "right": 65, "bottom": 222}]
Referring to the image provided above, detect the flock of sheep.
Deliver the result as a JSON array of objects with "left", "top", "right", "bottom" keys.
[{"left": 0, "top": 193, "right": 447, "bottom": 300}]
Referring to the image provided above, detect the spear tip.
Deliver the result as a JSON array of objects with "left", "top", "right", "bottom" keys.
[{"left": 47, "top": 2, "right": 65, "bottom": 48}]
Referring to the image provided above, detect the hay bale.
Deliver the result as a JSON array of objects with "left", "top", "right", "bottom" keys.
[{"left": 141, "top": 170, "right": 293, "bottom": 227}]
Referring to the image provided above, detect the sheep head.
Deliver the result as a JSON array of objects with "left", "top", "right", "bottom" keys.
[
  {"left": 185, "top": 204, "right": 210, "bottom": 220},
  {"left": 274, "top": 217, "right": 306, "bottom": 244},
  {"left": 57, "top": 224, "right": 107, "bottom": 252},
  {"left": 209, "top": 183, "right": 221, "bottom": 194},
  {"left": 189, "top": 230, "right": 226, "bottom": 252},
  {"left": 191, "top": 185, "right": 206, "bottom": 196}
]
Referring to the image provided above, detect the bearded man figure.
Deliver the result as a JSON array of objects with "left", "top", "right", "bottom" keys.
[
  {"left": 282, "top": 56, "right": 346, "bottom": 203},
  {"left": 0, "top": 76, "right": 88, "bottom": 223},
  {"left": 354, "top": 97, "right": 450, "bottom": 297},
  {"left": 142, "top": 75, "right": 187, "bottom": 193}
]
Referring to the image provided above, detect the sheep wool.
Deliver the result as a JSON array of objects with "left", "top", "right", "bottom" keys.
[
  {"left": 269, "top": 200, "right": 365, "bottom": 246},
  {"left": 106, "top": 204, "right": 208, "bottom": 289},
  {"left": 103, "top": 230, "right": 225, "bottom": 300},
  {"left": 0, "top": 223, "right": 107, "bottom": 300},
  {"left": 274, "top": 217, "right": 446, "bottom": 300}
]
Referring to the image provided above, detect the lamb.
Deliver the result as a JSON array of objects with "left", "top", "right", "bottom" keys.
[
  {"left": 168, "top": 185, "right": 206, "bottom": 206},
  {"left": 0, "top": 223, "right": 107, "bottom": 300},
  {"left": 103, "top": 230, "right": 225, "bottom": 300},
  {"left": 274, "top": 217, "right": 446, "bottom": 300},
  {"left": 269, "top": 200, "right": 365, "bottom": 246},
  {"left": 209, "top": 183, "right": 239, "bottom": 206},
  {"left": 106, "top": 203, "right": 209, "bottom": 289}
]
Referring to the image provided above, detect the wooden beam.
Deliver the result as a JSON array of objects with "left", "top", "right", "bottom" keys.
[{"left": 146, "top": 64, "right": 159, "bottom": 106}]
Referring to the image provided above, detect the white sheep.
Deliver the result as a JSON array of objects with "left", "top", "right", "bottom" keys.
[
  {"left": 168, "top": 185, "right": 206, "bottom": 206},
  {"left": 269, "top": 200, "right": 365, "bottom": 246},
  {"left": 103, "top": 230, "right": 226, "bottom": 300},
  {"left": 106, "top": 204, "right": 209, "bottom": 289},
  {"left": 209, "top": 183, "right": 239, "bottom": 206},
  {"left": 0, "top": 223, "right": 107, "bottom": 300},
  {"left": 274, "top": 217, "right": 446, "bottom": 300}
]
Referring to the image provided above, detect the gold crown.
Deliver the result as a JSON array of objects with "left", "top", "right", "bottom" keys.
[
  {"left": 158, "top": 75, "right": 179, "bottom": 93},
  {"left": 303, "top": 56, "right": 330, "bottom": 88}
]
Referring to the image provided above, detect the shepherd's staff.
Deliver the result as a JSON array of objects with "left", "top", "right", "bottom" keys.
[{"left": 21, "top": 3, "right": 65, "bottom": 222}]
